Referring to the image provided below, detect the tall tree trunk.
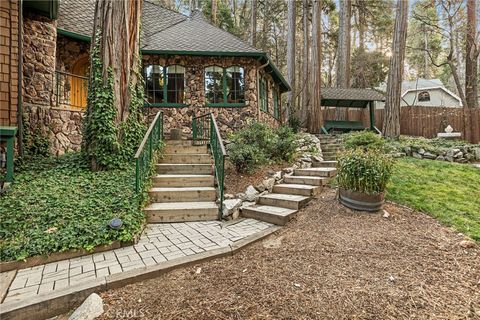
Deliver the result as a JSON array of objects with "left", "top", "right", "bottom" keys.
[
  {"left": 465, "top": 0, "right": 478, "bottom": 109},
  {"left": 301, "top": 0, "right": 310, "bottom": 126},
  {"left": 335, "top": 0, "right": 351, "bottom": 120},
  {"left": 382, "top": 0, "right": 408, "bottom": 139},
  {"left": 94, "top": 0, "right": 142, "bottom": 124},
  {"left": 308, "top": 0, "right": 323, "bottom": 134},
  {"left": 250, "top": 0, "right": 257, "bottom": 47},
  {"left": 286, "top": 0, "right": 296, "bottom": 120},
  {"left": 86, "top": 0, "right": 143, "bottom": 170},
  {"left": 211, "top": 0, "right": 217, "bottom": 24}
]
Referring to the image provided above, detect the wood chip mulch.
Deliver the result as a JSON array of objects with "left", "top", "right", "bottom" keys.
[{"left": 98, "top": 188, "right": 480, "bottom": 320}]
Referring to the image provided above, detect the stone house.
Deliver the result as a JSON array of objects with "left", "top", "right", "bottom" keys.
[{"left": 3, "top": 0, "right": 290, "bottom": 156}]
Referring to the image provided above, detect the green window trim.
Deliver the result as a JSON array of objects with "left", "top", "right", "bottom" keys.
[
  {"left": 205, "top": 66, "right": 245, "bottom": 107},
  {"left": 260, "top": 77, "right": 268, "bottom": 113},
  {"left": 144, "top": 103, "right": 188, "bottom": 108},
  {"left": 273, "top": 89, "right": 280, "bottom": 119},
  {"left": 144, "top": 64, "right": 186, "bottom": 106}
]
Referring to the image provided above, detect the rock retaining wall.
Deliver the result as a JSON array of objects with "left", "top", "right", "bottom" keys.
[{"left": 395, "top": 145, "right": 480, "bottom": 163}]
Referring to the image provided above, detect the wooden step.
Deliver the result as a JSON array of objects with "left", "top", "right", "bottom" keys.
[
  {"left": 160, "top": 154, "right": 212, "bottom": 164},
  {"left": 241, "top": 205, "right": 297, "bottom": 226},
  {"left": 156, "top": 163, "right": 213, "bottom": 175},
  {"left": 164, "top": 145, "right": 208, "bottom": 154},
  {"left": 148, "top": 187, "right": 216, "bottom": 202},
  {"left": 294, "top": 167, "right": 337, "bottom": 177},
  {"left": 273, "top": 184, "right": 320, "bottom": 196},
  {"left": 284, "top": 175, "right": 329, "bottom": 186},
  {"left": 145, "top": 201, "right": 218, "bottom": 223},
  {"left": 165, "top": 140, "right": 194, "bottom": 146},
  {"left": 153, "top": 174, "right": 214, "bottom": 187},
  {"left": 312, "top": 161, "right": 338, "bottom": 168},
  {"left": 258, "top": 193, "right": 310, "bottom": 210}
]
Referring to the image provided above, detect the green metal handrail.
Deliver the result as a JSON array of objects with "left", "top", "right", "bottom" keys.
[
  {"left": 134, "top": 111, "right": 163, "bottom": 194},
  {"left": 192, "top": 113, "right": 226, "bottom": 219}
]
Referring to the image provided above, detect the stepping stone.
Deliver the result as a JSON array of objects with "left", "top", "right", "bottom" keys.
[
  {"left": 283, "top": 175, "right": 328, "bottom": 186},
  {"left": 258, "top": 193, "right": 310, "bottom": 210},
  {"left": 294, "top": 167, "right": 337, "bottom": 177},
  {"left": 153, "top": 174, "right": 214, "bottom": 187},
  {"left": 273, "top": 184, "right": 320, "bottom": 196},
  {"left": 148, "top": 187, "right": 216, "bottom": 202},
  {"left": 145, "top": 202, "right": 218, "bottom": 222},
  {"left": 241, "top": 205, "right": 297, "bottom": 226},
  {"left": 156, "top": 163, "right": 213, "bottom": 174}
]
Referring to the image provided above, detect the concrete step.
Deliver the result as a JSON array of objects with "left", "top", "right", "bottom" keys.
[
  {"left": 156, "top": 163, "right": 213, "bottom": 175},
  {"left": 258, "top": 193, "right": 310, "bottom": 210},
  {"left": 294, "top": 167, "right": 337, "bottom": 177},
  {"left": 145, "top": 201, "right": 218, "bottom": 223},
  {"left": 160, "top": 154, "right": 212, "bottom": 164},
  {"left": 153, "top": 174, "right": 214, "bottom": 187},
  {"left": 148, "top": 187, "right": 216, "bottom": 202},
  {"left": 241, "top": 205, "right": 297, "bottom": 226},
  {"left": 273, "top": 183, "right": 320, "bottom": 197},
  {"left": 284, "top": 175, "right": 329, "bottom": 186},
  {"left": 164, "top": 145, "right": 208, "bottom": 154},
  {"left": 312, "top": 161, "right": 338, "bottom": 168}
]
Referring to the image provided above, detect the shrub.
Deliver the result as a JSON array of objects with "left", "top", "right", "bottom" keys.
[
  {"left": 337, "top": 149, "right": 394, "bottom": 194},
  {"left": 273, "top": 125, "right": 298, "bottom": 162},
  {"left": 288, "top": 115, "right": 302, "bottom": 133},
  {"left": 227, "top": 122, "right": 299, "bottom": 173},
  {"left": 344, "top": 130, "right": 386, "bottom": 151},
  {"left": 228, "top": 143, "right": 266, "bottom": 173}
]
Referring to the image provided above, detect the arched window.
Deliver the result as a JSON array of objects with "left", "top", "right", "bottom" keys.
[
  {"left": 144, "top": 64, "right": 185, "bottom": 106},
  {"left": 205, "top": 66, "right": 245, "bottom": 106},
  {"left": 418, "top": 91, "right": 430, "bottom": 102}
]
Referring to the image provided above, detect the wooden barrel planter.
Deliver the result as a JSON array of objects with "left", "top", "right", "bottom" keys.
[{"left": 339, "top": 188, "right": 385, "bottom": 212}]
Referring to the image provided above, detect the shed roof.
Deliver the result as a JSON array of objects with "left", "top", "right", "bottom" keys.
[{"left": 321, "top": 88, "right": 384, "bottom": 108}]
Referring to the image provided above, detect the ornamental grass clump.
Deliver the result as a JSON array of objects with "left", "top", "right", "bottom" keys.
[{"left": 337, "top": 149, "right": 394, "bottom": 195}]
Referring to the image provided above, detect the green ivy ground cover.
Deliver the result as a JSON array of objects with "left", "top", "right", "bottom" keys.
[
  {"left": 0, "top": 153, "right": 144, "bottom": 261},
  {"left": 387, "top": 157, "right": 480, "bottom": 241}
]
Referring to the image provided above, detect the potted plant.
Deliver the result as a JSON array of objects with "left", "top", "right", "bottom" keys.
[{"left": 337, "top": 149, "right": 394, "bottom": 212}]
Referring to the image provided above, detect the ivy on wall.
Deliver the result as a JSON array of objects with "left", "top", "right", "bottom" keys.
[{"left": 83, "top": 34, "right": 146, "bottom": 170}]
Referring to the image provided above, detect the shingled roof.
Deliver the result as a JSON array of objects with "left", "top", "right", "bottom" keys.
[
  {"left": 321, "top": 88, "right": 385, "bottom": 108},
  {"left": 56, "top": 0, "right": 289, "bottom": 91}
]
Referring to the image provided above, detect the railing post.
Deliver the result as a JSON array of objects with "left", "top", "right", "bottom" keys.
[{"left": 135, "top": 158, "right": 140, "bottom": 193}]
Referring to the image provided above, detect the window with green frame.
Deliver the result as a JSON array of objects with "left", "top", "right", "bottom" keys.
[
  {"left": 205, "top": 66, "right": 245, "bottom": 107},
  {"left": 273, "top": 89, "right": 280, "bottom": 119},
  {"left": 144, "top": 64, "right": 186, "bottom": 106},
  {"left": 259, "top": 77, "right": 268, "bottom": 112}
]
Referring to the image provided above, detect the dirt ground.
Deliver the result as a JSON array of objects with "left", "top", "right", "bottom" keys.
[
  {"left": 223, "top": 161, "right": 288, "bottom": 195},
  {"left": 96, "top": 188, "right": 480, "bottom": 320}
]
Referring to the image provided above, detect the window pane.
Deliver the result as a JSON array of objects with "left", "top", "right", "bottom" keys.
[
  {"left": 260, "top": 78, "right": 268, "bottom": 112},
  {"left": 205, "top": 66, "right": 224, "bottom": 104},
  {"left": 226, "top": 66, "right": 245, "bottom": 103},
  {"left": 144, "top": 65, "right": 164, "bottom": 104},
  {"left": 273, "top": 90, "right": 279, "bottom": 118},
  {"left": 166, "top": 65, "right": 185, "bottom": 104}
]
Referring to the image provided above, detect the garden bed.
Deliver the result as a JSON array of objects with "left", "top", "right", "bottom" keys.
[
  {"left": 95, "top": 188, "right": 479, "bottom": 319},
  {"left": 0, "top": 154, "right": 145, "bottom": 262}
]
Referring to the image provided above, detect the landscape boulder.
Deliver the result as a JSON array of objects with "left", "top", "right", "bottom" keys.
[
  {"left": 222, "top": 199, "right": 243, "bottom": 218},
  {"left": 244, "top": 185, "right": 260, "bottom": 202},
  {"left": 69, "top": 293, "right": 103, "bottom": 320}
]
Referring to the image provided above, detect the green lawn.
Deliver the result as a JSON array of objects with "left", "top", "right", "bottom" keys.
[
  {"left": 0, "top": 154, "right": 144, "bottom": 262},
  {"left": 387, "top": 157, "right": 480, "bottom": 241}
]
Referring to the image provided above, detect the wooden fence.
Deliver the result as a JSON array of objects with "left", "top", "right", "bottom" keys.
[{"left": 322, "top": 106, "right": 480, "bottom": 144}]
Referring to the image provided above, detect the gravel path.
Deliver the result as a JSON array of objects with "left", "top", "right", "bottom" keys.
[{"left": 98, "top": 188, "right": 480, "bottom": 320}]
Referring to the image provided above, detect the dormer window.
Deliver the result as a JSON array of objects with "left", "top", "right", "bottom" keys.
[{"left": 418, "top": 91, "right": 430, "bottom": 102}]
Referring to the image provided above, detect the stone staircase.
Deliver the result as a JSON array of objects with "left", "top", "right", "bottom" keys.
[
  {"left": 241, "top": 164, "right": 337, "bottom": 226},
  {"left": 318, "top": 135, "right": 344, "bottom": 161},
  {"left": 144, "top": 140, "right": 219, "bottom": 223}
]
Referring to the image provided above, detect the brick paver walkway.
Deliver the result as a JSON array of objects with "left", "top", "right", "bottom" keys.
[{"left": 2, "top": 219, "right": 273, "bottom": 304}]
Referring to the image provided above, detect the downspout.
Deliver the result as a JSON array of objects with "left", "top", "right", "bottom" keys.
[{"left": 17, "top": 0, "right": 24, "bottom": 156}]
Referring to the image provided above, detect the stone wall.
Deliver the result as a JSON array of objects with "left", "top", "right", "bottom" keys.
[
  {"left": 0, "top": 0, "right": 19, "bottom": 127},
  {"left": 142, "top": 55, "right": 282, "bottom": 135},
  {"left": 22, "top": 17, "right": 87, "bottom": 155}
]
